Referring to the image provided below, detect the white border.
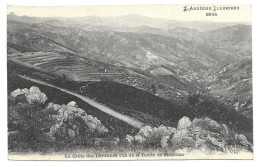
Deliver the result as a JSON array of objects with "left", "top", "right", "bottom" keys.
[{"left": 1, "top": 0, "right": 259, "bottom": 166}]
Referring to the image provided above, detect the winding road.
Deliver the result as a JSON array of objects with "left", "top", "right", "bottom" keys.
[{"left": 17, "top": 74, "right": 145, "bottom": 129}]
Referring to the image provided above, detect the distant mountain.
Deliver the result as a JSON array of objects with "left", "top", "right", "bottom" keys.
[
  {"left": 7, "top": 15, "right": 252, "bottom": 112},
  {"left": 8, "top": 12, "right": 16, "bottom": 16},
  {"left": 7, "top": 13, "right": 250, "bottom": 31}
]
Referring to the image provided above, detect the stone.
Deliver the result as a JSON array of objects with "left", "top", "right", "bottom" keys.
[
  {"left": 126, "top": 135, "right": 134, "bottom": 143},
  {"left": 29, "top": 86, "right": 41, "bottom": 94},
  {"left": 195, "top": 138, "right": 206, "bottom": 148},
  {"left": 47, "top": 102, "right": 60, "bottom": 111},
  {"left": 155, "top": 125, "right": 176, "bottom": 137},
  {"left": 237, "top": 134, "right": 247, "bottom": 142},
  {"left": 168, "top": 127, "right": 176, "bottom": 134},
  {"left": 81, "top": 115, "right": 108, "bottom": 133},
  {"left": 174, "top": 128, "right": 189, "bottom": 138},
  {"left": 50, "top": 122, "right": 68, "bottom": 139},
  {"left": 138, "top": 126, "right": 154, "bottom": 138},
  {"left": 170, "top": 129, "right": 189, "bottom": 148},
  {"left": 160, "top": 136, "right": 169, "bottom": 148},
  {"left": 21, "top": 88, "right": 29, "bottom": 94},
  {"left": 51, "top": 115, "right": 63, "bottom": 124},
  {"left": 177, "top": 116, "right": 191, "bottom": 130},
  {"left": 222, "top": 124, "right": 229, "bottom": 137},
  {"left": 67, "top": 101, "right": 77, "bottom": 107},
  {"left": 68, "top": 129, "right": 75, "bottom": 139},
  {"left": 181, "top": 137, "right": 196, "bottom": 148},
  {"left": 135, "top": 134, "right": 145, "bottom": 143},
  {"left": 11, "top": 89, "right": 24, "bottom": 97},
  {"left": 25, "top": 86, "right": 48, "bottom": 104},
  {"left": 207, "top": 134, "right": 225, "bottom": 152},
  {"left": 192, "top": 117, "right": 222, "bottom": 133},
  {"left": 77, "top": 108, "right": 86, "bottom": 115},
  {"left": 53, "top": 104, "right": 61, "bottom": 111},
  {"left": 50, "top": 124, "right": 59, "bottom": 136},
  {"left": 98, "top": 126, "right": 109, "bottom": 134}
]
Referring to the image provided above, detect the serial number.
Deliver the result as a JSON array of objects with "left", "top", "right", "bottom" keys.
[{"left": 206, "top": 13, "right": 217, "bottom": 16}]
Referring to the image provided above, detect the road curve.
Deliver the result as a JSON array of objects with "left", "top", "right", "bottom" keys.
[{"left": 17, "top": 74, "right": 145, "bottom": 129}]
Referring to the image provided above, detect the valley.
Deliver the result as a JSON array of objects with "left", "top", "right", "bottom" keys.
[{"left": 7, "top": 12, "right": 253, "bottom": 155}]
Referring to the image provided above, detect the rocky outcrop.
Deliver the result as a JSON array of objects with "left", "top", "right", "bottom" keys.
[
  {"left": 25, "top": 86, "right": 48, "bottom": 104},
  {"left": 81, "top": 115, "right": 108, "bottom": 134},
  {"left": 127, "top": 125, "right": 176, "bottom": 147},
  {"left": 47, "top": 102, "right": 61, "bottom": 111},
  {"left": 11, "top": 89, "right": 24, "bottom": 98},
  {"left": 49, "top": 101, "right": 108, "bottom": 140},
  {"left": 126, "top": 116, "right": 253, "bottom": 153},
  {"left": 10, "top": 86, "right": 48, "bottom": 104}
]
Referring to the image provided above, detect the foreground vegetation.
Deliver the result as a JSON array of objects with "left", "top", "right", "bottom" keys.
[{"left": 8, "top": 85, "right": 253, "bottom": 155}]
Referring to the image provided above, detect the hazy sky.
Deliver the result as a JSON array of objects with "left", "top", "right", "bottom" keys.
[{"left": 7, "top": 5, "right": 251, "bottom": 22}]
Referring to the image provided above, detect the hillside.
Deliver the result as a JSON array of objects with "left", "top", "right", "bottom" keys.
[{"left": 7, "top": 13, "right": 253, "bottom": 155}]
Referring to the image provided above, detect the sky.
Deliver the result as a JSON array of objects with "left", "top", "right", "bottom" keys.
[{"left": 7, "top": 5, "right": 251, "bottom": 22}]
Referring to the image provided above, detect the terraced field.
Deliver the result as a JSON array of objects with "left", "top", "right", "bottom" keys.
[
  {"left": 8, "top": 52, "right": 127, "bottom": 82},
  {"left": 8, "top": 51, "right": 187, "bottom": 103}
]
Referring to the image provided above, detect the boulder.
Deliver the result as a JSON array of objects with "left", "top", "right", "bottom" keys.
[
  {"left": 51, "top": 115, "right": 63, "bottom": 124},
  {"left": 29, "top": 86, "right": 41, "bottom": 94},
  {"left": 138, "top": 126, "right": 154, "bottom": 138},
  {"left": 63, "top": 110, "right": 74, "bottom": 121},
  {"left": 67, "top": 101, "right": 77, "bottom": 107},
  {"left": 77, "top": 108, "right": 86, "bottom": 115},
  {"left": 21, "top": 88, "right": 29, "bottom": 94},
  {"left": 168, "top": 127, "right": 176, "bottom": 134},
  {"left": 50, "top": 124, "right": 60, "bottom": 136},
  {"left": 237, "top": 134, "right": 247, "bottom": 142},
  {"left": 222, "top": 124, "right": 229, "bottom": 137},
  {"left": 81, "top": 115, "right": 108, "bottom": 134},
  {"left": 174, "top": 128, "right": 189, "bottom": 138},
  {"left": 180, "top": 137, "right": 196, "bottom": 148},
  {"left": 135, "top": 134, "right": 145, "bottom": 143},
  {"left": 237, "top": 134, "right": 253, "bottom": 150},
  {"left": 126, "top": 135, "right": 134, "bottom": 143},
  {"left": 47, "top": 102, "right": 61, "bottom": 111},
  {"left": 50, "top": 122, "right": 68, "bottom": 139},
  {"left": 160, "top": 136, "right": 169, "bottom": 148},
  {"left": 177, "top": 116, "right": 191, "bottom": 130},
  {"left": 25, "top": 86, "right": 48, "bottom": 104},
  {"left": 170, "top": 128, "right": 189, "bottom": 148},
  {"left": 192, "top": 117, "right": 222, "bottom": 133},
  {"left": 155, "top": 125, "right": 176, "bottom": 137},
  {"left": 53, "top": 104, "right": 61, "bottom": 111},
  {"left": 11, "top": 89, "right": 24, "bottom": 97},
  {"left": 68, "top": 129, "right": 75, "bottom": 139},
  {"left": 206, "top": 134, "right": 225, "bottom": 152}
]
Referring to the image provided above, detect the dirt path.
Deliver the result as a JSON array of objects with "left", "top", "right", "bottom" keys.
[{"left": 17, "top": 75, "right": 145, "bottom": 129}]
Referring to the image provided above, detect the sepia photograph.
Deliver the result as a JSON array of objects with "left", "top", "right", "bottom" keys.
[{"left": 6, "top": 4, "right": 253, "bottom": 160}]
